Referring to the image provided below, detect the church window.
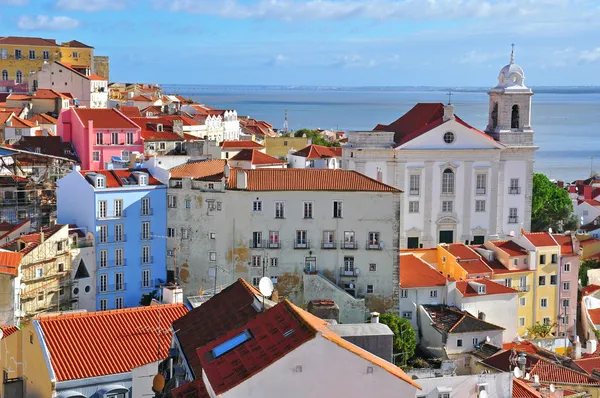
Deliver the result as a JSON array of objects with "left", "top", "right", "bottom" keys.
[
  {"left": 511, "top": 105, "right": 520, "bottom": 129},
  {"left": 441, "top": 168, "right": 455, "bottom": 195},
  {"left": 443, "top": 131, "right": 455, "bottom": 144},
  {"left": 491, "top": 102, "right": 498, "bottom": 129}
]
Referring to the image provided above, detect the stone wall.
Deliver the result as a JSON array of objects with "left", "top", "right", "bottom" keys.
[{"left": 303, "top": 273, "right": 368, "bottom": 324}]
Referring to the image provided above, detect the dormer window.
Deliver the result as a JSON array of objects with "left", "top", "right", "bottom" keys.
[
  {"left": 138, "top": 174, "right": 148, "bottom": 186},
  {"left": 96, "top": 176, "right": 105, "bottom": 188},
  {"left": 477, "top": 285, "right": 486, "bottom": 294},
  {"left": 157, "top": 124, "right": 163, "bottom": 132}
]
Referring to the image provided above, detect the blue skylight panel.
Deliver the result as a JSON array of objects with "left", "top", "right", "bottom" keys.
[{"left": 212, "top": 330, "right": 252, "bottom": 358}]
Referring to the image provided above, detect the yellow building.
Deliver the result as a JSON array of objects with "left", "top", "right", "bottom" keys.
[
  {"left": 0, "top": 36, "right": 95, "bottom": 84},
  {"left": 263, "top": 136, "right": 309, "bottom": 158}
]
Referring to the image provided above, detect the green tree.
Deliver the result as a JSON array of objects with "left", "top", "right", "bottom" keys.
[
  {"left": 293, "top": 128, "right": 340, "bottom": 147},
  {"left": 580, "top": 258, "right": 600, "bottom": 287},
  {"left": 379, "top": 313, "right": 416, "bottom": 366},
  {"left": 532, "top": 173, "right": 578, "bottom": 233},
  {"left": 526, "top": 321, "right": 556, "bottom": 338},
  {"left": 140, "top": 290, "right": 159, "bottom": 306}
]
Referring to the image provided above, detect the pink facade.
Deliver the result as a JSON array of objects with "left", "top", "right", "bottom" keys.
[
  {"left": 556, "top": 235, "right": 581, "bottom": 338},
  {"left": 57, "top": 108, "right": 143, "bottom": 171}
]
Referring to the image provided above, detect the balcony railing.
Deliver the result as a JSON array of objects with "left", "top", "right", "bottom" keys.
[
  {"left": 294, "top": 240, "right": 311, "bottom": 249},
  {"left": 141, "top": 209, "right": 154, "bottom": 216},
  {"left": 71, "top": 240, "right": 94, "bottom": 249},
  {"left": 98, "top": 283, "right": 127, "bottom": 293},
  {"left": 140, "top": 279, "right": 157, "bottom": 289},
  {"left": 249, "top": 239, "right": 264, "bottom": 249},
  {"left": 508, "top": 217, "right": 519, "bottom": 224},
  {"left": 97, "top": 211, "right": 127, "bottom": 219},
  {"left": 366, "top": 241, "right": 382, "bottom": 250},
  {"left": 517, "top": 285, "right": 530, "bottom": 292},
  {"left": 141, "top": 256, "right": 154, "bottom": 265},
  {"left": 321, "top": 240, "right": 336, "bottom": 249},
  {"left": 140, "top": 233, "right": 153, "bottom": 241},
  {"left": 341, "top": 240, "right": 358, "bottom": 250},
  {"left": 96, "top": 235, "right": 127, "bottom": 244},
  {"left": 476, "top": 188, "right": 486, "bottom": 195},
  {"left": 340, "top": 266, "right": 358, "bottom": 277},
  {"left": 267, "top": 241, "right": 281, "bottom": 249},
  {"left": 509, "top": 187, "right": 521, "bottom": 195},
  {"left": 107, "top": 259, "right": 127, "bottom": 268}
]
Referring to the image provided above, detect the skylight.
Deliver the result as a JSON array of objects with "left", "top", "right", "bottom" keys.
[{"left": 211, "top": 329, "right": 252, "bottom": 359}]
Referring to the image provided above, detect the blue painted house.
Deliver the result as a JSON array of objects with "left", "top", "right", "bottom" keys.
[{"left": 57, "top": 166, "right": 167, "bottom": 310}]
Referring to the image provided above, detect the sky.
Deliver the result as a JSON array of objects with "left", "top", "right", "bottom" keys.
[{"left": 1, "top": 0, "right": 600, "bottom": 86}]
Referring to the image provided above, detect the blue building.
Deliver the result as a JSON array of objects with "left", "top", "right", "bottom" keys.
[{"left": 57, "top": 166, "right": 167, "bottom": 310}]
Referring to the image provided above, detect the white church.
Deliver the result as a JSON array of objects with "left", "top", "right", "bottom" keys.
[{"left": 343, "top": 49, "right": 537, "bottom": 248}]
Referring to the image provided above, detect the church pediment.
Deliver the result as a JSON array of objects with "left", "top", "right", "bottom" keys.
[{"left": 436, "top": 216, "right": 458, "bottom": 225}]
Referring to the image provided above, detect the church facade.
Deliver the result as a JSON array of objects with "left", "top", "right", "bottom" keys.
[{"left": 343, "top": 51, "right": 537, "bottom": 248}]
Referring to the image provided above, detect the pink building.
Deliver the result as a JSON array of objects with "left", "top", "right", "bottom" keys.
[
  {"left": 57, "top": 108, "right": 143, "bottom": 170},
  {"left": 553, "top": 233, "right": 581, "bottom": 337}
]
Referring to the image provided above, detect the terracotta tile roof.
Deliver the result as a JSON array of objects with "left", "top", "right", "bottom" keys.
[
  {"left": 0, "top": 36, "right": 58, "bottom": 46},
  {"left": 0, "top": 251, "right": 23, "bottom": 276},
  {"left": 447, "top": 244, "right": 493, "bottom": 275},
  {"left": 73, "top": 108, "right": 140, "bottom": 130},
  {"left": 479, "top": 258, "right": 522, "bottom": 275},
  {"left": 172, "top": 378, "right": 209, "bottom": 398},
  {"left": 140, "top": 105, "right": 164, "bottom": 116},
  {"left": 80, "top": 169, "right": 163, "bottom": 188},
  {"left": 588, "top": 308, "right": 600, "bottom": 325},
  {"left": 0, "top": 325, "right": 19, "bottom": 340},
  {"left": 579, "top": 198, "right": 600, "bottom": 207},
  {"left": 524, "top": 232, "right": 558, "bottom": 247},
  {"left": 0, "top": 111, "right": 14, "bottom": 124},
  {"left": 12, "top": 136, "right": 78, "bottom": 161},
  {"left": 422, "top": 305, "right": 504, "bottom": 334},
  {"left": 7, "top": 94, "right": 32, "bottom": 101},
  {"left": 582, "top": 284, "right": 600, "bottom": 297},
  {"left": 37, "top": 303, "right": 188, "bottom": 381},
  {"left": 116, "top": 106, "right": 141, "bottom": 118},
  {"left": 170, "top": 159, "right": 227, "bottom": 180},
  {"left": 228, "top": 169, "right": 400, "bottom": 192},
  {"left": 1, "top": 224, "right": 64, "bottom": 256},
  {"left": 229, "top": 149, "right": 285, "bottom": 165},
  {"left": 574, "top": 357, "right": 600, "bottom": 375},
  {"left": 513, "top": 378, "right": 541, "bottom": 398},
  {"left": 8, "top": 115, "right": 37, "bottom": 129},
  {"left": 579, "top": 238, "right": 600, "bottom": 247},
  {"left": 28, "top": 113, "right": 57, "bottom": 125},
  {"left": 33, "top": 89, "right": 69, "bottom": 100},
  {"left": 220, "top": 140, "right": 264, "bottom": 149},
  {"left": 399, "top": 253, "right": 447, "bottom": 288},
  {"left": 291, "top": 144, "right": 341, "bottom": 159},
  {"left": 61, "top": 39, "right": 93, "bottom": 48},
  {"left": 456, "top": 278, "right": 518, "bottom": 297},
  {"left": 129, "top": 94, "right": 154, "bottom": 102},
  {"left": 140, "top": 128, "right": 183, "bottom": 141},
  {"left": 553, "top": 234, "right": 575, "bottom": 255},
  {"left": 489, "top": 240, "right": 528, "bottom": 257},
  {"left": 161, "top": 115, "right": 202, "bottom": 126}
]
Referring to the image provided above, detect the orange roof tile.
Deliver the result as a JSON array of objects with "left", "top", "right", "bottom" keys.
[
  {"left": 0, "top": 325, "right": 19, "bottom": 340},
  {"left": 489, "top": 240, "right": 528, "bottom": 257},
  {"left": 33, "top": 89, "right": 69, "bottom": 100},
  {"left": 574, "top": 357, "right": 600, "bottom": 375},
  {"left": 0, "top": 251, "right": 23, "bottom": 276},
  {"left": 129, "top": 94, "right": 154, "bottom": 102},
  {"left": 28, "top": 113, "right": 57, "bottom": 125},
  {"left": 291, "top": 144, "right": 341, "bottom": 159},
  {"left": 8, "top": 115, "right": 37, "bottom": 129},
  {"left": 447, "top": 244, "right": 493, "bottom": 275},
  {"left": 0, "top": 111, "right": 14, "bottom": 124},
  {"left": 525, "top": 232, "right": 558, "bottom": 247},
  {"left": 37, "top": 304, "right": 188, "bottom": 381},
  {"left": 80, "top": 169, "right": 163, "bottom": 188},
  {"left": 0, "top": 36, "right": 58, "bottom": 46},
  {"left": 220, "top": 140, "right": 264, "bottom": 149},
  {"left": 118, "top": 106, "right": 142, "bottom": 118},
  {"left": 229, "top": 149, "right": 286, "bottom": 165},
  {"left": 580, "top": 238, "right": 600, "bottom": 247},
  {"left": 399, "top": 253, "right": 447, "bottom": 288},
  {"left": 73, "top": 108, "right": 140, "bottom": 130},
  {"left": 228, "top": 169, "right": 400, "bottom": 192},
  {"left": 6, "top": 94, "right": 32, "bottom": 101},
  {"left": 513, "top": 378, "right": 541, "bottom": 398},
  {"left": 589, "top": 308, "right": 600, "bottom": 325},
  {"left": 455, "top": 278, "right": 518, "bottom": 297},
  {"left": 170, "top": 159, "right": 227, "bottom": 180},
  {"left": 582, "top": 284, "right": 600, "bottom": 297}
]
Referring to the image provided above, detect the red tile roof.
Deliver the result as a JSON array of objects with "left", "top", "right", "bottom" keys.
[
  {"left": 229, "top": 149, "right": 286, "bottom": 165},
  {"left": 170, "top": 160, "right": 227, "bottom": 180},
  {"left": 228, "top": 169, "right": 400, "bottom": 192},
  {"left": 588, "top": 308, "right": 600, "bottom": 325},
  {"left": 525, "top": 232, "right": 558, "bottom": 247},
  {"left": 28, "top": 113, "right": 57, "bottom": 125},
  {"left": 579, "top": 198, "right": 600, "bottom": 207},
  {"left": 220, "top": 140, "right": 264, "bottom": 149},
  {"left": 513, "top": 378, "right": 541, "bottom": 398},
  {"left": 291, "top": 144, "right": 341, "bottom": 159},
  {"left": 574, "top": 357, "right": 600, "bottom": 375},
  {"left": 0, "top": 36, "right": 58, "bottom": 46},
  {"left": 81, "top": 169, "right": 163, "bottom": 188},
  {"left": 7, "top": 94, "right": 32, "bottom": 101},
  {"left": 0, "top": 111, "right": 13, "bottom": 124},
  {"left": 37, "top": 303, "right": 188, "bottom": 381},
  {"left": 33, "top": 89, "right": 69, "bottom": 100},
  {"left": 1, "top": 224, "right": 64, "bottom": 256},
  {"left": 140, "top": 128, "right": 183, "bottom": 141},
  {"left": 12, "top": 136, "right": 78, "bottom": 161},
  {"left": 423, "top": 305, "right": 504, "bottom": 334},
  {"left": 0, "top": 325, "right": 19, "bottom": 340},
  {"left": 455, "top": 278, "right": 518, "bottom": 297},
  {"left": 399, "top": 253, "right": 447, "bottom": 288},
  {"left": 73, "top": 108, "right": 140, "bottom": 130},
  {"left": 579, "top": 238, "right": 600, "bottom": 247},
  {"left": 447, "top": 244, "right": 493, "bottom": 275},
  {"left": 8, "top": 115, "right": 37, "bottom": 129},
  {"left": 117, "top": 106, "right": 142, "bottom": 118},
  {"left": 55, "top": 61, "right": 106, "bottom": 81},
  {"left": 0, "top": 251, "right": 23, "bottom": 276},
  {"left": 61, "top": 39, "right": 93, "bottom": 48},
  {"left": 489, "top": 240, "right": 528, "bottom": 257},
  {"left": 129, "top": 95, "right": 154, "bottom": 102},
  {"left": 582, "top": 284, "right": 600, "bottom": 297},
  {"left": 553, "top": 234, "right": 575, "bottom": 255}
]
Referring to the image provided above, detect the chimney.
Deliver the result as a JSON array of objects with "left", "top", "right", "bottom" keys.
[
  {"left": 162, "top": 285, "right": 183, "bottom": 304},
  {"left": 370, "top": 312, "right": 380, "bottom": 324},
  {"left": 236, "top": 170, "right": 247, "bottom": 190},
  {"left": 443, "top": 104, "right": 455, "bottom": 122},
  {"left": 574, "top": 335, "right": 582, "bottom": 359},
  {"left": 40, "top": 231, "right": 45, "bottom": 244},
  {"left": 223, "top": 162, "right": 230, "bottom": 178},
  {"left": 173, "top": 120, "right": 184, "bottom": 137}
]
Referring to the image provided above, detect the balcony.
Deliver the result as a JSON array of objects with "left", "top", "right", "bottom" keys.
[
  {"left": 409, "top": 189, "right": 420, "bottom": 196},
  {"left": 249, "top": 239, "right": 264, "bottom": 249},
  {"left": 141, "top": 209, "right": 154, "bottom": 217},
  {"left": 517, "top": 285, "right": 530, "bottom": 292},
  {"left": 71, "top": 239, "right": 94, "bottom": 249},
  {"left": 341, "top": 240, "right": 358, "bottom": 250},
  {"left": 366, "top": 241, "right": 382, "bottom": 250},
  {"left": 140, "top": 279, "right": 158, "bottom": 289},
  {"left": 267, "top": 241, "right": 281, "bottom": 249},
  {"left": 141, "top": 256, "right": 154, "bottom": 265},
  {"left": 96, "top": 235, "right": 127, "bottom": 245},
  {"left": 476, "top": 188, "right": 486, "bottom": 195},
  {"left": 339, "top": 266, "right": 359, "bottom": 277},
  {"left": 321, "top": 240, "right": 337, "bottom": 249},
  {"left": 294, "top": 240, "right": 311, "bottom": 249},
  {"left": 96, "top": 210, "right": 127, "bottom": 220},
  {"left": 509, "top": 187, "right": 521, "bottom": 195},
  {"left": 508, "top": 217, "right": 519, "bottom": 224},
  {"left": 107, "top": 259, "right": 127, "bottom": 268},
  {"left": 97, "top": 283, "right": 127, "bottom": 293},
  {"left": 140, "top": 233, "right": 153, "bottom": 241}
]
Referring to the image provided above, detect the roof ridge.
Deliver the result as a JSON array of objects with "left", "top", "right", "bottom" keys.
[{"left": 36, "top": 302, "right": 186, "bottom": 320}]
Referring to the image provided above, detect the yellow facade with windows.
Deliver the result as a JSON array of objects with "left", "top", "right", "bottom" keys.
[{"left": 533, "top": 244, "right": 560, "bottom": 328}]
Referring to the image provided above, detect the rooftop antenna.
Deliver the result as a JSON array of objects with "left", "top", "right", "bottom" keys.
[
  {"left": 510, "top": 43, "right": 515, "bottom": 64},
  {"left": 283, "top": 108, "right": 289, "bottom": 134},
  {"left": 447, "top": 90, "right": 453, "bottom": 105}
]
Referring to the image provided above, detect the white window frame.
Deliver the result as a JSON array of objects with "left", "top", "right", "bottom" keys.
[
  {"left": 126, "top": 132, "right": 134, "bottom": 145},
  {"left": 564, "top": 263, "right": 571, "bottom": 272},
  {"left": 142, "top": 269, "right": 151, "bottom": 288},
  {"left": 520, "top": 297, "right": 526, "bottom": 306},
  {"left": 402, "top": 311, "right": 412, "bottom": 319},
  {"left": 253, "top": 200, "right": 262, "bottom": 211},
  {"left": 475, "top": 200, "right": 486, "bottom": 212},
  {"left": 333, "top": 200, "right": 343, "bottom": 218},
  {"left": 563, "top": 281, "right": 570, "bottom": 291},
  {"left": 99, "top": 225, "right": 108, "bottom": 243},
  {"left": 142, "top": 246, "right": 151, "bottom": 264},
  {"left": 519, "top": 317, "right": 525, "bottom": 327},
  {"left": 141, "top": 197, "right": 151, "bottom": 215},
  {"left": 209, "top": 252, "right": 217, "bottom": 261},
  {"left": 409, "top": 174, "right": 420, "bottom": 196},
  {"left": 168, "top": 195, "right": 177, "bottom": 208},
  {"left": 401, "top": 289, "right": 408, "bottom": 298},
  {"left": 92, "top": 151, "right": 100, "bottom": 162},
  {"left": 275, "top": 201, "right": 285, "bottom": 219},
  {"left": 476, "top": 173, "right": 487, "bottom": 195},
  {"left": 430, "top": 290, "right": 438, "bottom": 298},
  {"left": 114, "top": 199, "right": 124, "bottom": 217},
  {"left": 99, "top": 249, "right": 107, "bottom": 268},
  {"left": 98, "top": 200, "right": 107, "bottom": 218},
  {"left": 99, "top": 298, "right": 108, "bottom": 311},
  {"left": 115, "top": 272, "right": 124, "bottom": 291},
  {"left": 441, "top": 168, "right": 455, "bottom": 195},
  {"left": 408, "top": 201, "right": 419, "bottom": 213},
  {"left": 303, "top": 201, "right": 313, "bottom": 219},
  {"left": 540, "top": 298, "right": 548, "bottom": 308},
  {"left": 115, "top": 296, "right": 124, "bottom": 309},
  {"left": 442, "top": 200, "right": 453, "bottom": 213}
]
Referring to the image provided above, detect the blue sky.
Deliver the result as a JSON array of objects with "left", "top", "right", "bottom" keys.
[{"left": 2, "top": 0, "right": 600, "bottom": 86}]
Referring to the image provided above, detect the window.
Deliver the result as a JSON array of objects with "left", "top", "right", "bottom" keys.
[
  {"left": 562, "top": 315, "right": 569, "bottom": 325},
  {"left": 159, "top": 142, "right": 166, "bottom": 150},
  {"left": 366, "top": 285, "right": 374, "bottom": 294},
  {"left": 543, "top": 317, "right": 551, "bottom": 326},
  {"left": 519, "top": 317, "right": 525, "bottom": 327},
  {"left": 296, "top": 230, "right": 307, "bottom": 248},
  {"left": 142, "top": 269, "right": 151, "bottom": 288},
  {"left": 167, "top": 228, "right": 176, "bottom": 238},
  {"left": 563, "top": 298, "right": 570, "bottom": 307},
  {"left": 1, "top": 70, "right": 7, "bottom": 81},
  {"left": 211, "top": 330, "right": 252, "bottom": 359},
  {"left": 402, "top": 311, "right": 412, "bottom": 319},
  {"left": 368, "top": 232, "right": 380, "bottom": 248},
  {"left": 184, "top": 199, "right": 191, "bottom": 209},
  {"left": 142, "top": 222, "right": 151, "bottom": 240},
  {"left": 513, "top": 259, "right": 518, "bottom": 266},
  {"left": 344, "top": 256, "right": 355, "bottom": 273},
  {"left": 269, "top": 231, "right": 279, "bottom": 247},
  {"left": 538, "top": 276, "right": 546, "bottom": 286},
  {"left": 443, "top": 131, "right": 455, "bottom": 144},
  {"left": 322, "top": 230, "right": 335, "bottom": 248},
  {"left": 344, "top": 231, "right": 355, "bottom": 248},
  {"left": 509, "top": 178, "right": 520, "bottom": 194},
  {"left": 115, "top": 273, "right": 124, "bottom": 290},
  {"left": 141, "top": 198, "right": 150, "bottom": 215},
  {"left": 478, "top": 285, "right": 486, "bottom": 294},
  {"left": 98, "top": 200, "right": 107, "bottom": 218},
  {"left": 508, "top": 208, "right": 518, "bottom": 223},
  {"left": 442, "top": 168, "right": 455, "bottom": 194},
  {"left": 114, "top": 199, "right": 123, "bottom": 217},
  {"left": 209, "top": 252, "right": 217, "bottom": 261},
  {"left": 142, "top": 246, "right": 151, "bottom": 264},
  {"left": 253, "top": 200, "right": 262, "bottom": 211},
  {"left": 475, "top": 200, "right": 486, "bottom": 212},
  {"left": 369, "top": 263, "right": 377, "bottom": 272},
  {"left": 138, "top": 174, "right": 148, "bottom": 185},
  {"left": 121, "top": 151, "right": 130, "bottom": 161},
  {"left": 409, "top": 174, "right": 420, "bottom": 195},
  {"left": 126, "top": 132, "right": 134, "bottom": 145},
  {"left": 251, "top": 255, "right": 262, "bottom": 268},
  {"left": 208, "top": 182, "right": 215, "bottom": 190},
  {"left": 564, "top": 263, "right": 571, "bottom": 272},
  {"left": 168, "top": 195, "right": 177, "bottom": 208},
  {"left": 37, "top": 291, "right": 44, "bottom": 303},
  {"left": 511, "top": 104, "right": 520, "bottom": 128},
  {"left": 72, "top": 51, "right": 79, "bottom": 58},
  {"left": 476, "top": 173, "right": 487, "bottom": 195},
  {"left": 551, "top": 254, "right": 558, "bottom": 264},
  {"left": 14, "top": 49, "right": 22, "bottom": 59},
  {"left": 99, "top": 274, "right": 108, "bottom": 292},
  {"left": 270, "top": 257, "right": 278, "bottom": 267},
  {"left": 457, "top": 339, "right": 463, "bottom": 347},
  {"left": 473, "top": 337, "right": 479, "bottom": 346},
  {"left": 181, "top": 229, "right": 189, "bottom": 240},
  {"left": 115, "top": 297, "right": 124, "bottom": 309},
  {"left": 540, "top": 298, "right": 548, "bottom": 308},
  {"left": 100, "top": 299, "right": 108, "bottom": 311},
  {"left": 251, "top": 277, "right": 260, "bottom": 286},
  {"left": 115, "top": 224, "right": 123, "bottom": 242},
  {"left": 275, "top": 201, "right": 285, "bottom": 219},
  {"left": 35, "top": 267, "right": 43, "bottom": 278},
  {"left": 15, "top": 70, "right": 22, "bottom": 83},
  {"left": 96, "top": 132, "right": 104, "bottom": 145},
  {"left": 303, "top": 201, "right": 313, "bottom": 219},
  {"left": 409, "top": 201, "right": 419, "bottom": 213},
  {"left": 550, "top": 275, "right": 557, "bottom": 285},
  {"left": 99, "top": 249, "right": 107, "bottom": 268},
  {"left": 520, "top": 297, "right": 526, "bottom": 306},
  {"left": 29, "top": 49, "right": 36, "bottom": 60},
  {"left": 563, "top": 281, "right": 570, "bottom": 291},
  {"left": 42, "top": 50, "right": 49, "bottom": 60},
  {"left": 99, "top": 225, "right": 108, "bottom": 243},
  {"left": 58, "top": 263, "right": 64, "bottom": 272},
  {"left": 333, "top": 200, "right": 343, "bottom": 218},
  {"left": 430, "top": 290, "right": 438, "bottom": 298},
  {"left": 401, "top": 289, "right": 408, "bottom": 298},
  {"left": 252, "top": 231, "right": 262, "bottom": 248},
  {"left": 540, "top": 254, "right": 546, "bottom": 265},
  {"left": 442, "top": 200, "right": 453, "bottom": 213},
  {"left": 519, "top": 276, "right": 527, "bottom": 290}
]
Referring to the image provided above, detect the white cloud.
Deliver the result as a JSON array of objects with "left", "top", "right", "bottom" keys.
[
  {"left": 54, "top": 0, "right": 127, "bottom": 11},
  {"left": 267, "top": 54, "right": 290, "bottom": 67},
  {"left": 17, "top": 15, "right": 81, "bottom": 30},
  {"left": 459, "top": 50, "right": 505, "bottom": 64},
  {"left": 579, "top": 47, "right": 600, "bottom": 63},
  {"left": 331, "top": 54, "right": 377, "bottom": 68}
]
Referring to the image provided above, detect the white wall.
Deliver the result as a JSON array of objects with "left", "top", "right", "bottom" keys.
[
  {"left": 36, "top": 62, "right": 108, "bottom": 108},
  {"left": 455, "top": 292, "right": 518, "bottom": 343},
  {"left": 399, "top": 286, "right": 446, "bottom": 334},
  {"left": 445, "top": 331, "right": 504, "bottom": 355},
  {"left": 221, "top": 335, "right": 418, "bottom": 398},
  {"left": 132, "top": 360, "right": 159, "bottom": 398},
  {"left": 415, "top": 372, "right": 511, "bottom": 398}
]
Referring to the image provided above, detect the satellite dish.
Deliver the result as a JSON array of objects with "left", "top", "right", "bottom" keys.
[
  {"left": 513, "top": 367, "right": 522, "bottom": 378},
  {"left": 485, "top": 336, "right": 491, "bottom": 343},
  {"left": 550, "top": 384, "right": 555, "bottom": 392},
  {"left": 479, "top": 391, "right": 488, "bottom": 398},
  {"left": 152, "top": 374, "right": 165, "bottom": 393},
  {"left": 349, "top": 283, "right": 355, "bottom": 289},
  {"left": 354, "top": 268, "right": 360, "bottom": 276},
  {"left": 258, "top": 277, "right": 274, "bottom": 297}
]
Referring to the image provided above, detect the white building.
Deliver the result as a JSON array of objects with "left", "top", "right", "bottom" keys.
[
  {"left": 34, "top": 61, "right": 108, "bottom": 108},
  {"left": 167, "top": 161, "right": 402, "bottom": 316},
  {"left": 287, "top": 144, "right": 342, "bottom": 169},
  {"left": 4, "top": 115, "right": 41, "bottom": 142},
  {"left": 228, "top": 149, "right": 287, "bottom": 169},
  {"left": 68, "top": 226, "right": 96, "bottom": 312},
  {"left": 181, "top": 104, "right": 240, "bottom": 141},
  {"left": 343, "top": 50, "right": 537, "bottom": 248},
  {"left": 408, "top": 370, "right": 512, "bottom": 398}
]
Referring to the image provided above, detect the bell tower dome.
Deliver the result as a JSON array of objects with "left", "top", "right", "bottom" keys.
[{"left": 485, "top": 45, "right": 534, "bottom": 147}]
